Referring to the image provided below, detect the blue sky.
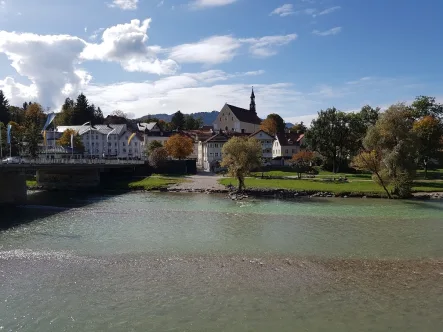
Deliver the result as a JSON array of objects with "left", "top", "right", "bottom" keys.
[{"left": 0, "top": 0, "right": 442, "bottom": 123}]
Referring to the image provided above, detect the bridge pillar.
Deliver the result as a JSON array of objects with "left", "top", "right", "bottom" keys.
[
  {"left": 0, "top": 171, "right": 27, "bottom": 205},
  {"left": 36, "top": 168, "right": 100, "bottom": 190}
]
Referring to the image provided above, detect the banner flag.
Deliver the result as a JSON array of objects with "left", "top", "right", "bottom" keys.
[
  {"left": 43, "top": 130, "right": 47, "bottom": 146},
  {"left": 71, "top": 134, "right": 74, "bottom": 149},
  {"left": 42, "top": 112, "right": 56, "bottom": 132},
  {"left": 128, "top": 132, "right": 136, "bottom": 145},
  {"left": 107, "top": 127, "right": 115, "bottom": 142},
  {"left": 6, "top": 124, "right": 12, "bottom": 144}
]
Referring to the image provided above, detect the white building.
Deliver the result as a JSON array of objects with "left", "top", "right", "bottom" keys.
[
  {"left": 56, "top": 124, "right": 144, "bottom": 159},
  {"left": 249, "top": 130, "right": 274, "bottom": 164},
  {"left": 272, "top": 132, "right": 305, "bottom": 165}
]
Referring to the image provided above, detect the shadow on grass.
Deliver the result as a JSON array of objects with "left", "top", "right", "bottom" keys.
[{"left": 413, "top": 181, "right": 443, "bottom": 190}]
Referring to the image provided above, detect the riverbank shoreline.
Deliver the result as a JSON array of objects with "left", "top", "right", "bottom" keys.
[{"left": 26, "top": 185, "right": 443, "bottom": 200}]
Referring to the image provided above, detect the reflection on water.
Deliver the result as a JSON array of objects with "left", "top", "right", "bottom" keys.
[{"left": 0, "top": 192, "right": 442, "bottom": 331}]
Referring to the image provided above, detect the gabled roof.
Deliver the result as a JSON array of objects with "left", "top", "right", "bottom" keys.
[
  {"left": 204, "top": 133, "right": 230, "bottom": 143},
  {"left": 225, "top": 104, "right": 262, "bottom": 125},
  {"left": 137, "top": 122, "right": 158, "bottom": 131},
  {"left": 249, "top": 129, "right": 274, "bottom": 139},
  {"left": 57, "top": 124, "right": 128, "bottom": 137},
  {"left": 275, "top": 132, "right": 304, "bottom": 146}
]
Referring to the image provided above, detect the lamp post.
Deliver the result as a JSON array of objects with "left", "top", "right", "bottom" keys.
[{"left": 82, "top": 121, "right": 92, "bottom": 159}]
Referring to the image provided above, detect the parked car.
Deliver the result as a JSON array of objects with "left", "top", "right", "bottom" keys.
[{"left": 1, "top": 156, "right": 22, "bottom": 164}]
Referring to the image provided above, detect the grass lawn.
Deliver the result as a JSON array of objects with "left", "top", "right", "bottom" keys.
[
  {"left": 104, "top": 175, "right": 186, "bottom": 190},
  {"left": 219, "top": 177, "right": 443, "bottom": 195}
]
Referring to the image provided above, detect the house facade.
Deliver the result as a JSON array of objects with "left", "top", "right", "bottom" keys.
[
  {"left": 272, "top": 132, "right": 305, "bottom": 165},
  {"left": 56, "top": 124, "right": 144, "bottom": 159},
  {"left": 212, "top": 88, "right": 261, "bottom": 134},
  {"left": 250, "top": 130, "right": 274, "bottom": 164}
]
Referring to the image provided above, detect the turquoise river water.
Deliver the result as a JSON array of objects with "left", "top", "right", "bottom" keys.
[{"left": 0, "top": 191, "right": 442, "bottom": 331}]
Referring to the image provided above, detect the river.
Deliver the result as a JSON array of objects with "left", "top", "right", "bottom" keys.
[{"left": 1, "top": 192, "right": 442, "bottom": 331}]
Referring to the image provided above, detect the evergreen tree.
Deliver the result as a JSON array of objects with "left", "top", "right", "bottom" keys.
[
  {"left": 72, "top": 93, "right": 91, "bottom": 125},
  {"left": 171, "top": 111, "right": 185, "bottom": 130},
  {"left": 94, "top": 107, "right": 104, "bottom": 125},
  {"left": 0, "top": 90, "right": 10, "bottom": 125}
]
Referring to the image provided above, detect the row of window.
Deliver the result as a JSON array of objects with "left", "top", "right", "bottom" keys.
[
  {"left": 85, "top": 149, "right": 139, "bottom": 154},
  {"left": 88, "top": 142, "right": 138, "bottom": 147},
  {"left": 273, "top": 149, "right": 297, "bottom": 155}
]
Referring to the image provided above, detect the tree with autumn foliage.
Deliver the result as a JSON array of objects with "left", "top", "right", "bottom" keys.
[
  {"left": 164, "top": 134, "right": 194, "bottom": 159},
  {"left": 57, "top": 129, "right": 84, "bottom": 152},
  {"left": 24, "top": 103, "right": 46, "bottom": 157},
  {"left": 290, "top": 150, "right": 315, "bottom": 179},
  {"left": 412, "top": 116, "right": 443, "bottom": 178},
  {"left": 260, "top": 114, "right": 285, "bottom": 135}
]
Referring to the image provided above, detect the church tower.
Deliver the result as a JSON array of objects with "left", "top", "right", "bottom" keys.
[{"left": 249, "top": 87, "right": 256, "bottom": 113}]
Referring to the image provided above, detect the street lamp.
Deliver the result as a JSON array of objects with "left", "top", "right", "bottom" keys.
[{"left": 82, "top": 121, "right": 92, "bottom": 159}]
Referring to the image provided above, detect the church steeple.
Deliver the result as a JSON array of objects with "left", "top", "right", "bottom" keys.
[{"left": 250, "top": 87, "right": 256, "bottom": 113}]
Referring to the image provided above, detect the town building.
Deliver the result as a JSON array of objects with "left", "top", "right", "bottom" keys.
[
  {"left": 249, "top": 130, "right": 274, "bottom": 164},
  {"left": 272, "top": 132, "right": 305, "bottom": 165},
  {"left": 212, "top": 88, "right": 262, "bottom": 134},
  {"left": 56, "top": 124, "right": 144, "bottom": 159}
]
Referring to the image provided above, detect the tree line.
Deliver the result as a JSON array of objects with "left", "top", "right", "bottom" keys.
[{"left": 305, "top": 96, "right": 443, "bottom": 198}]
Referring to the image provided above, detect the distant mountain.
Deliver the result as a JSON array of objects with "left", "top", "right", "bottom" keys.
[
  {"left": 285, "top": 122, "right": 294, "bottom": 128},
  {"left": 135, "top": 111, "right": 219, "bottom": 125}
]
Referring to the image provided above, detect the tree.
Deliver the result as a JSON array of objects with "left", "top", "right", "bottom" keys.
[
  {"left": 411, "top": 96, "right": 443, "bottom": 119},
  {"left": 290, "top": 150, "right": 315, "bottom": 179},
  {"left": 363, "top": 103, "right": 418, "bottom": 198},
  {"left": 305, "top": 107, "right": 350, "bottom": 173},
  {"left": 111, "top": 110, "right": 128, "bottom": 119},
  {"left": 148, "top": 147, "right": 168, "bottom": 169},
  {"left": 145, "top": 140, "right": 163, "bottom": 156},
  {"left": 266, "top": 114, "right": 285, "bottom": 134},
  {"left": 24, "top": 103, "right": 45, "bottom": 157},
  {"left": 0, "top": 122, "right": 7, "bottom": 158},
  {"left": 7, "top": 121, "right": 26, "bottom": 156},
  {"left": 171, "top": 111, "right": 185, "bottom": 130},
  {"left": 184, "top": 115, "right": 203, "bottom": 130},
  {"left": 8, "top": 106, "right": 25, "bottom": 124},
  {"left": 164, "top": 134, "right": 194, "bottom": 159},
  {"left": 290, "top": 122, "right": 307, "bottom": 134},
  {"left": 56, "top": 97, "right": 75, "bottom": 125},
  {"left": 412, "top": 116, "right": 443, "bottom": 178},
  {"left": 221, "top": 137, "right": 262, "bottom": 191},
  {"left": 260, "top": 118, "right": 278, "bottom": 135},
  {"left": 57, "top": 129, "right": 84, "bottom": 152},
  {"left": 352, "top": 151, "right": 392, "bottom": 199},
  {"left": 0, "top": 90, "right": 10, "bottom": 125}
]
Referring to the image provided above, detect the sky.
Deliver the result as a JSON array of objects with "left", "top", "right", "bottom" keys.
[{"left": 0, "top": 0, "right": 442, "bottom": 124}]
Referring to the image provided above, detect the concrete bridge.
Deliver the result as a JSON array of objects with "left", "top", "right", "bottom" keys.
[{"left": 0, "top": 159, "right": 145, "bottom": 205}]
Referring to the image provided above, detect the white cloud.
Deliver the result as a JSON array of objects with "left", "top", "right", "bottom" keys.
[
  {"left": 108, "top": 0, "right": 139, "bottom": 10},
  {"left": 242, "top": 34, "right": 298, "bottom": 57},
  {"left": 270, "top": 4, "right": 295, "bottom": 17},
  {"left": 168, "top": 33, "right": 297, "bottom": 64},
  {"left": 0, "top": 31, "right": 87, "bottom": 108},
  {"left": 157, "top": 0, "right": 164, "bottom": 7},
  {"left": 169, "top": 35, "right": 241, "bottom": 65},
  {"left": 317, "top": 6, "right": 341, "bottom": 16},
  {"left": 81, "top": 18, "right": 179, "bottom": 75},
  {"left": 189, "top": 0, "right": 238, "bottom": 9},
  {"left": 312, "top": 27, "right": 342, "bottom": 36}
]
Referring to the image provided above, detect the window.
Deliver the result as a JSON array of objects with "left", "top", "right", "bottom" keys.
[
  {"left": 115, "top": 143, "right": 117, "bottom": 147},
  {"left": 123, "top": 148, "right": 126, "bottom": 152},
  {"left": 108, "top": 142, "right": 111, "bottom": 146},
  {"left": 292, "top": 149, "right": 295, "bottom": 153},
  {"left": 214, "top": 144, "right": 218, "bottom": 148},
  {"left": 96, "top": 135, "right": 98, "bottom": 140},
  {"left": 122, "top": 142, "right": 125, "bottom": 146},
  {"left": 241, "top": 129, "right": 245, "bottom": 134},
  {"left": 285, "top": 149, "right": 288, "bottom": 154},
  {"left": 215, "top": 153, "right": 219, "bottom": 157},
  {"left": 232, "top": 117, "right": 234, "bottom": 121}
]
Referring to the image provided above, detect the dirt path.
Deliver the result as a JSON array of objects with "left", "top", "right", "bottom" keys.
[{"left": 170, "top": 172, "right": 227, "bottom": 191}]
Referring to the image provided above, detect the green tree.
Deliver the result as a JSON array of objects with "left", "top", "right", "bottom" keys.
[
  {"left": 24, "top": 103, "right": 45, "bottom": 157},
  {"left": 8, "top": 121, "right": 26, "bottom": 156},
  {"left": 221, "top": 137, "right": 262, "bottom": 191},
  {"left": 352, "top": 150, "right": 392, "bottom": 199},
  {"left": 145, "top": 140, "right": 163, "bottom": 156},
  {"left": 305, "top": 107, "right": 350, "bottom": 173},
  {"left": 364, "top": 103, "right": 417, "bottom": 197},
  {"left": 412, "top": 116, "right": 443, "bottom": 178},
  {"left": 289, "top": 122, "right": 307, "bottom": 134},
  {"left": 171, "top": 111, "right": 185, "bottom": 130},
  {"left": 0, "top": 122, "right": 7, "bottom": 158},
  {"left": 94, "top": 106, "right": 104, "bottom": 124},
  {"left": 411, "top": 96, "right": 443, "bottom": 119},
  {"left": 0, "top": 90, "right": 10, "bottom": 125}
]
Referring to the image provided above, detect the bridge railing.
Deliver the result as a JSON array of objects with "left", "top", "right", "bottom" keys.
[{"left": 0, "top": 158, "right": 146, "bottom": 166}]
